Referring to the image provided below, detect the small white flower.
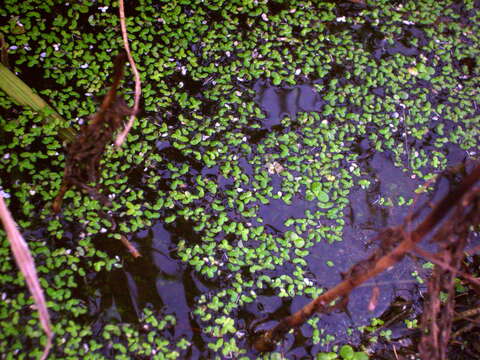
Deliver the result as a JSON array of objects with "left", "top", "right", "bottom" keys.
[{"left": 80, "top": 63, "right": 89, "bottom": 69}]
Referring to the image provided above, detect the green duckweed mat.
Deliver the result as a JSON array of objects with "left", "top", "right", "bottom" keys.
[{"left": 0, "top": 0, "right": 479, "bottom": 358}]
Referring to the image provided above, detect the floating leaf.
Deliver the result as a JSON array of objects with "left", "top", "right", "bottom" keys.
[{"left": 311, "top": 182, "right": 329, "bottom": 202}]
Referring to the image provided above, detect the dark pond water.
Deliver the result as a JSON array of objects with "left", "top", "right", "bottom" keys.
[
  {"left": 2, "top": 0, "right": 479, "bottom": 357},
  {"left": 254, "top": 79, "right": 326, "bottom": 128}
]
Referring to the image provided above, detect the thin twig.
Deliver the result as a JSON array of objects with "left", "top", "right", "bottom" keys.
[
  {"left": 115, "top": 0, "right": 141, "bottom": 147},
  {"left": 119, "top": 234, "right": 142, "bottom": 258},
  {"left": 452, "top": 319, "right": 479, "bottom": 339},
  {"left": 400, "top": 104, "right": 410, "bottom": 169},
  {"left": 412, "top": 245, "right": 480, "bottom": 289},
  {"left": 454, "top": 307, "right": 480, "bottom": 322},
  {"left": 393, "top": 344, "right": 399, "bottom": 360},
  {"left": 0, "top": 196, "right": 52, "bottom": 360}
]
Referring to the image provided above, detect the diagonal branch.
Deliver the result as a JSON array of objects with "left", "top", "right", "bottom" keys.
[
  {"left": 254, "top": 163, "right": 480, "bottom": 352},
  {"left": 0, "top": 196, "right": 52, "bottom": 360}
]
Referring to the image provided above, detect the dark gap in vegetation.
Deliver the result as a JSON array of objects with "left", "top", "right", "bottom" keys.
[
  {"left": 291, "top": 24, "right": 302, "bottom": 38},
  {"left": 161, "top": 104, "right": 182, "bottom": 127},
  {"left": 457, "top": 56, "right": 476, "bottom": 76},
  {"left": 165, "top": 216, "right": 202, "bottom": 246},
  {"left": 349, "top": 136, "right": 372, "bottom": 161},
  {"left": 332, "top": 1, "right": 368, "bottom": 18},
  {"left": 267, "top": 0, "right": 290, "bottom": 16},
  {"left": 371, "top": 86, "right": 386, "bottom": 98},
  {"left": 199, "top": 98, "right": 218, "bottom": 117},
  {"left": 323, "top": 63, "right": 346, "bottom": 84},
  {"left": 164, "top": 72, "right": 204, "bottom": 96},
  {"left": 233, "top": 13, "right": 259, "bottom": 35},
  {"left": 244, "top": 128, "right": 269, "bottom": 144},
  {"left": 10, "top": 61, "right": 59, "bottom": 91},
  {"left": 203, "top": 8, "right": 224, "bottom": 23},
  {"left": 158, "top": 145, "right": 203, "bottom": 172},
  {"left": 324, "top": 21, "right": 350, "bottom": 37}
]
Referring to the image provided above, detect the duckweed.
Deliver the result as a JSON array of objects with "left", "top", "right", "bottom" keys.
[{"left": 0, "top": 0, "right": 479, "bottom": 358}]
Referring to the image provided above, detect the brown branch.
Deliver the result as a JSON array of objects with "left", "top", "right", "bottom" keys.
[
  {"left": 0, "top": 33, "right": 9, "bottom": 68},
  {"left": 52, "top": 53, "right": 130, "bottom": 213},
  {"left": 412, "top": 245, "right": 480, "bottom": 290},
  {"left": 119, "top": 234, "right": 141, "bottom": 258},
  {"left": 454, "top": 307, "right": 480, "bottom": 322},
  {"left": 253, "top": 164, "right": 480, "bottom": 352},
  {"left": 115, "top": 0, "right": 141, "bottom": 147},
  {"left": 418, "top": 184, "right": 480, "bottom": 360}
]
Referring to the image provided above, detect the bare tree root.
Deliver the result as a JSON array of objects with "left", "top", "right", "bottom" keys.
[
  {"left": 52, "top": 53, "right": 131, "bottom": 213},
  {"left": 419, "top": 183, "right": 480, "bottom": 360},
  {"left": 115, "top": 0, "right": 141, "bottom": 148},
  {"left": 253, "top": 163, "right": 480, "bottom": 353}
]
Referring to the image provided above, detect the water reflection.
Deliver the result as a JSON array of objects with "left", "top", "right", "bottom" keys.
[{"left": 254, "top": 79, "right": 326, "bottom": 128}]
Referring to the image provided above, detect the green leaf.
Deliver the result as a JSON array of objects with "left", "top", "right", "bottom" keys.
[
  {"left": 317, "top": 353, "right": 338, "bottom": 360},
  {"left": 286, "top": 231, "right": 305, "bottom": 248},
  {"left": 353, "top": 352, "right": 369, "bottom": 360},
  {"left": 311, "top": 182, "right": 329, "bottom": 202},
  {"left": 165, "top": 214, "right": 176, "bottom": 223},
  {"left": 340, "top": 345, "right": 354, "bottom": 360}
]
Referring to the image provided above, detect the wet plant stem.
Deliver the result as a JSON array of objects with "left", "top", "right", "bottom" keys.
[{"left": 0, "top": 63, "right": 76, "bottom": 143}]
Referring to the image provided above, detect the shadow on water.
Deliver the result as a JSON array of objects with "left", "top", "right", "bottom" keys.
[
  {"left": 253, "top": 79, "right": 326, "bottom": 128},
  {"left": 83, "top": 221, "right": 224, "bottom": 357}
]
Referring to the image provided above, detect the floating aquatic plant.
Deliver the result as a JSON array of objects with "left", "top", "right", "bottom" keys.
[{"left": 0, "top": 0, "right": 479, "bottom": 358}]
